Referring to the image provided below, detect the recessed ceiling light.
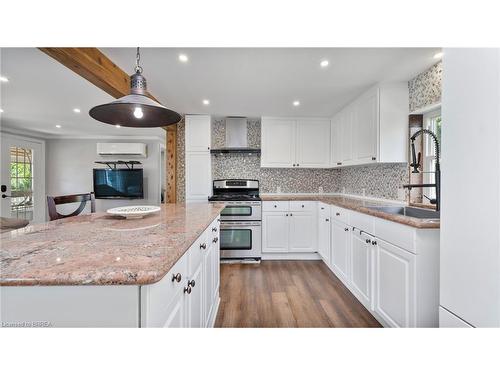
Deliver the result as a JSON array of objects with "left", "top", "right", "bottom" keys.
[
  {"left": 55, "top": 124, "right": 62, "bottom": 128},
  {"left": 73, "top": 108, "right": 81, "bottom": 113},
  {"left": 320, "top": 60, "right": 329, "bottom": 67},
  {"left": 293, "top": 100, "right": 300, "bottom": 107},
  {"left": 178, "top": 54, "right": 189, "bottom": 63},
  {"left": 115, "top": 124, "right": 121, "bottom": 128},
  {"left": 434, "top": 52, "right": 444, "bottom": 59},
  {"left": 202, "top": 99, "right": 210, "bottom": 105},
  {"left": 0, "top": 76, "right": 8, "bottom": 83}
]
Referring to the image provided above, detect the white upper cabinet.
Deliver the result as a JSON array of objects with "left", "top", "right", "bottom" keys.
[
  {"left": 186, "top": 115, "right": 211, "bottom": 152},
  {"left": 295, "top": 119, "right": 331, "bottom": 168},
  {"left": 261, "top": 117, "right": 330, "bottom": 168},
  {"left": 331, "top": 83, "right": 408, "bottom": 167},
  {"left": 261, "top": 118, "right": 296, "bottom": 167},
  {"left": 354, "top": 87, "right": 379, "bottom": 163}
]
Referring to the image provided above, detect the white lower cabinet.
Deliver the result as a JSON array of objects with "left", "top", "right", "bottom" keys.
[
  {"left": 350, "top": 229, "right": 374, "bottom": 310},
  {"left": 373, "top": 238, "right": 415, "bottom": 328},
  {"left": 317, "top": 207, "right": 331, "bottom": 263},
  {"left": 142, "top": 217, "right": 220, "bottom": 328},
  {"left": 330, "top": 219, "right": 351, "bottom": 285},
  {"left": 262, "top": 202, "right": 317, "bottom": 254}
]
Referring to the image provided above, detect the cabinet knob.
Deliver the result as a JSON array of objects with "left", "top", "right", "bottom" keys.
[
  {"left": 344, "top": 228, "right": 349, "bottom": 232},
  {"left": 285, "top": 213, "right": 288, "bottom": 217},
  {"left": 336, "top": 212, "right": 340, "bottom": 216},
  {"left": 274, "top": 205, "right": 277, "bottom": 208},
  {"left": 213, "top": 237, "right": 218, "bottom": 243},
  {"left": 200, "top": 243, "right": 207, "bottom": 250},
  {"left": 372, "top": 241, "right": 377, "bottom": 246},
  {"left": 184, "top": 286, "right": 192, "bottom": 294},
  {"left": 212, "top": 227, "right": 218, "bottom": 232},
  {"left": 297, "top": 164, "right": 300, "bottom": 166},
  {"left": 321, "top": 207, "right": 324, "bottom": 210},
  {"left": 171, "top": 273, "right": 182, "bottom": 283},
  {"left": 301, "top": 204, "right": 304, "bottom": 208},
  {"left": 326, "top": 218, "right": 330, "bottom": 222},
  {"left": 371, "top": 157, "right": 376, "bottom": 161},
  {"left": 290, "top": 213, "right": 293, "bottom": 217},
  {"left": 337, "top": 162, "right": 342, "bottom": 166},
  {"left": 292, "top": 164, "right": 296, "bottom": 167},
  {"left": 188, "top": 279, "right": 196, "bottom": 288},
  {"left": 365, "top": 239, "right": 371, "bottom": 244}
]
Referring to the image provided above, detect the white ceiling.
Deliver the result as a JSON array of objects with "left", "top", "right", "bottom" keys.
[{"left": 0, "top": 47, "right": 441, "bottom": 137}]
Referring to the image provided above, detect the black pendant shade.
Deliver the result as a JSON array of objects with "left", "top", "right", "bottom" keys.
[{"left": 89, "top": 49, "right": 182, "bottom": 128}]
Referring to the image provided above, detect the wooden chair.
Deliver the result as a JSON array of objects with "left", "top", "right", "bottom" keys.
[{"left": 47, "top": 193, "right": 96, "bottom": 221}]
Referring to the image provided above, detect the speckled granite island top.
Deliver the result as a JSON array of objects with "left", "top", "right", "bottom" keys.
[
  {"left": 261, "top": 194, "right": 440, "bottom": 229},
  {"left": 0, "top": 203, "right": 225, "bottom": 287}
]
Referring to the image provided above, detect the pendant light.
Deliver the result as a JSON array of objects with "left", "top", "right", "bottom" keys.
[{"left": 89, "top": 47, "right": 181, "bottom": 127}]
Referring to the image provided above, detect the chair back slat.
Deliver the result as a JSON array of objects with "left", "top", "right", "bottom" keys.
[{"left": 47, "top": 192, "right": 96, "bottom": 221}]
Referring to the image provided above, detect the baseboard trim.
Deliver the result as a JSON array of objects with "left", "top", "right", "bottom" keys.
[{"left": 261, "top": 253, "right": 321, "bottom": 260}]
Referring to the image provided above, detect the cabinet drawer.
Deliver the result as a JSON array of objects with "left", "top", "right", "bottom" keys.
[
  {"left": 141, "top": 252, "right": 188, "bottom": 327},
  {"left": 318, "top": 202, "right": 330, "bottom": 213},
  {"left": 350, "top": 210, "right": 374, "bottom": 234},
  {"left": 331, "top": 205, "right": 350, "bottom": 224},
  {"left": 373, "top": 217, "right": 415, "bottom": 253},
  {"left": 289, "top": 201, "right": 316, "bottom": 212},
  {"left": 188, "top": 230, "right": 209, "bottom": 274},
  {"left": 263, "top": 201, "right": 289, "bottom": 211}
]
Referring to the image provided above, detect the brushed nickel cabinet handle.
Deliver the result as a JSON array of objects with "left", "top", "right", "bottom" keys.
[
  {"left": 212, "top": 227, "right": 217, "bottom": 232},
  {"left": 365, "top": 239, "right": 371, "bottom": 244},
  {"left": 188, "top": 280, "right": 196, "bottom": 288},
  {"left": 184, "top": 286, "right": 192, "bottom": 294},
  {"left": 171, "top": 273, "right": 182, "bottom": 283},
  {"left": 213, "top": 237, "right": 218, "bottom": 243},
  {"left": 200, "top": 243, "right": 207, "bottom": 250},
  {"left": 372, "top": 241, "right": 377, "bottom": 246}
]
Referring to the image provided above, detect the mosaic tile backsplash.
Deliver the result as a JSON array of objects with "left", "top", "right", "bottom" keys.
[{"left": 408, "top": 61, "right": 443, "bottom": 112}]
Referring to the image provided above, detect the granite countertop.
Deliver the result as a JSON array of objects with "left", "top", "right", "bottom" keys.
[
  {"left": 261, "top": 194, "right": 440, "bottom": 229},
  {"left": 0, "top": 203, "right": 225, "bottom": 287}
]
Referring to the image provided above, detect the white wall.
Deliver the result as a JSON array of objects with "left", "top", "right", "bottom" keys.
[
  {"left": 440, "top": 48, "right": 500, "bottom": 327},
  {"left": 45, "top": 138, "right": 164, "bottom": 214}
]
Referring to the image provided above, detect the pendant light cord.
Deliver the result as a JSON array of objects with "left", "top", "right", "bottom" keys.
[{"left": 135, "top": 47, "right": 143, "bottom": 74}]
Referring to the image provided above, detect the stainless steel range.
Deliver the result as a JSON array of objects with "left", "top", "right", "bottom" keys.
[{"left": 208, "top": 179, "right": 261, "bottom": 260}]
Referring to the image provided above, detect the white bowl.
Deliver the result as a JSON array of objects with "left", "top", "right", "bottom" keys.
[{"left": 106, "top": 205, "right": 161, "bottom": 219}]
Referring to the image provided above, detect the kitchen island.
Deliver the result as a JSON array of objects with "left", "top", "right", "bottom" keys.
[{"left": 1, "top": 203, "right": 224, "bottom": 327}]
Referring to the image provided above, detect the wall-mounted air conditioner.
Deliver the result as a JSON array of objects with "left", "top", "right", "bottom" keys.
[{"left": 97, "top": 143, "right": 147, "bottom": 157}]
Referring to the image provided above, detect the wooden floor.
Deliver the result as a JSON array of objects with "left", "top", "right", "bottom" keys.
[{"left": 215, "top": 260, "right": 381, "bottom": 328}]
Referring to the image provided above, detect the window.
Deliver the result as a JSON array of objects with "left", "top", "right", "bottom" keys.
[
  {"left": 10, "top": 147, "right": 34, "bottom": 221},
  {"left": 423, "top": 109, "right": 442, "bottom": 200}
]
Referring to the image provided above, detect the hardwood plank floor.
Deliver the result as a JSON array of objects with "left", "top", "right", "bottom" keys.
[{"left": 215, "top": 260, "right": 381, "bottom": 328}]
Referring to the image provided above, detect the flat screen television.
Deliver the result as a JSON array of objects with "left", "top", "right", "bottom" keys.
[{"left": 93, "top": 169, "right": 144, "bottom": 199}]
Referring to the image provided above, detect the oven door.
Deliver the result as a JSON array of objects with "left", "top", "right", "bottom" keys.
[
  {"left": 219, "top": 221, "right": 262, "bottom": 259},
  {"left": 220, "top": 201, "right": 261, "bottom": 221}
]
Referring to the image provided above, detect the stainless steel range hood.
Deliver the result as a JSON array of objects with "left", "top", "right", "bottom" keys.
[{"left": 211, "top": 117, "right": 261, "bottom": 155}]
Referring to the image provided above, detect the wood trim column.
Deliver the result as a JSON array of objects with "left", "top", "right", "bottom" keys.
[{"left": 165, "top": 125, "right": 177, "bottom": 203}]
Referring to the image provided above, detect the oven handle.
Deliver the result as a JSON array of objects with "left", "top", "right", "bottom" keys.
[{"left": 220, "top": 222, "right": 262, "bottom": 228}]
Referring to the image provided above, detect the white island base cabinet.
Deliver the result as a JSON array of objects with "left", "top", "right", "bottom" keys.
[{"left": 0, "top": 217, "right": 221, "bottom": 328}]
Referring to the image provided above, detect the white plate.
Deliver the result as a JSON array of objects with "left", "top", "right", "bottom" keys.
[{"left": 106, "top": 205, "right": 161, "bottom": 219}]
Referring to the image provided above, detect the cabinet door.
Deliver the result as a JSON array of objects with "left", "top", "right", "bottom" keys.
[
  {"left": 350, "top": 229, "right": 374, "bottom": 309},
  {"left": 331, "top": 115, "right": 342, "bottom": 167},
  {"left": 340, "top": 109, "right": 354, "bottom": 164},
  {"left": 185, "top": 115, "right": 211, "bottom": 152},
  {"left": 374, "top": 238, "right": 415, "bottom": 328},
  {"left": 262, "top": 212, "right": 289, "bottom": 253},
  {"left": 186, "top": 262, "right": 203, "bottom": 328},
  {"left": 163, "top": 292, "right": 185, "bottom": 328},
  {"left": 289, "top": 212, "right": 317, "bottom": 252},
  {"left": 318, "top": 213, "right": 331, "bottom": 263},
  {"left": 212, "top": 233, "right": 220, "bottom": 302},
  {"left": 355, "top": 88, "right": 379, "bottom": 163},
  {"left": 186, "top": 152, "right": 211, "bottom": 201},
  {"left": 296, "top": 119, "right": 331, "bottom": 168},
  {"left": 261, "top": 118, "right": 296, "bottom": 168},
  {"left": 202, "top": 244, "right": 214, "bottom": 327},
  {"left": 331, "top": 220, "right": 351, "bottom": 284}
]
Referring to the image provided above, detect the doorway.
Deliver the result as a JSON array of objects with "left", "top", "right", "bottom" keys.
[{"left": 0, "top": 134, "right": 45, "bottom": 223}]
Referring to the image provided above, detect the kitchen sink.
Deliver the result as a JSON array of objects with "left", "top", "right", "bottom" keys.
[{"left": 366, "top": 206, "right": 440, "bottom": 219}]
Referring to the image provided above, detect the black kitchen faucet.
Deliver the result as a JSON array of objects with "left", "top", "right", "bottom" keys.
[{"left": 403, "top": 129, "right": 441, "bottom": 211}]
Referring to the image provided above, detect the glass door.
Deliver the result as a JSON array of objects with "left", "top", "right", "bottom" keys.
[{"left": 0, "top": 134, "right": 45, "bottom": 223}]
